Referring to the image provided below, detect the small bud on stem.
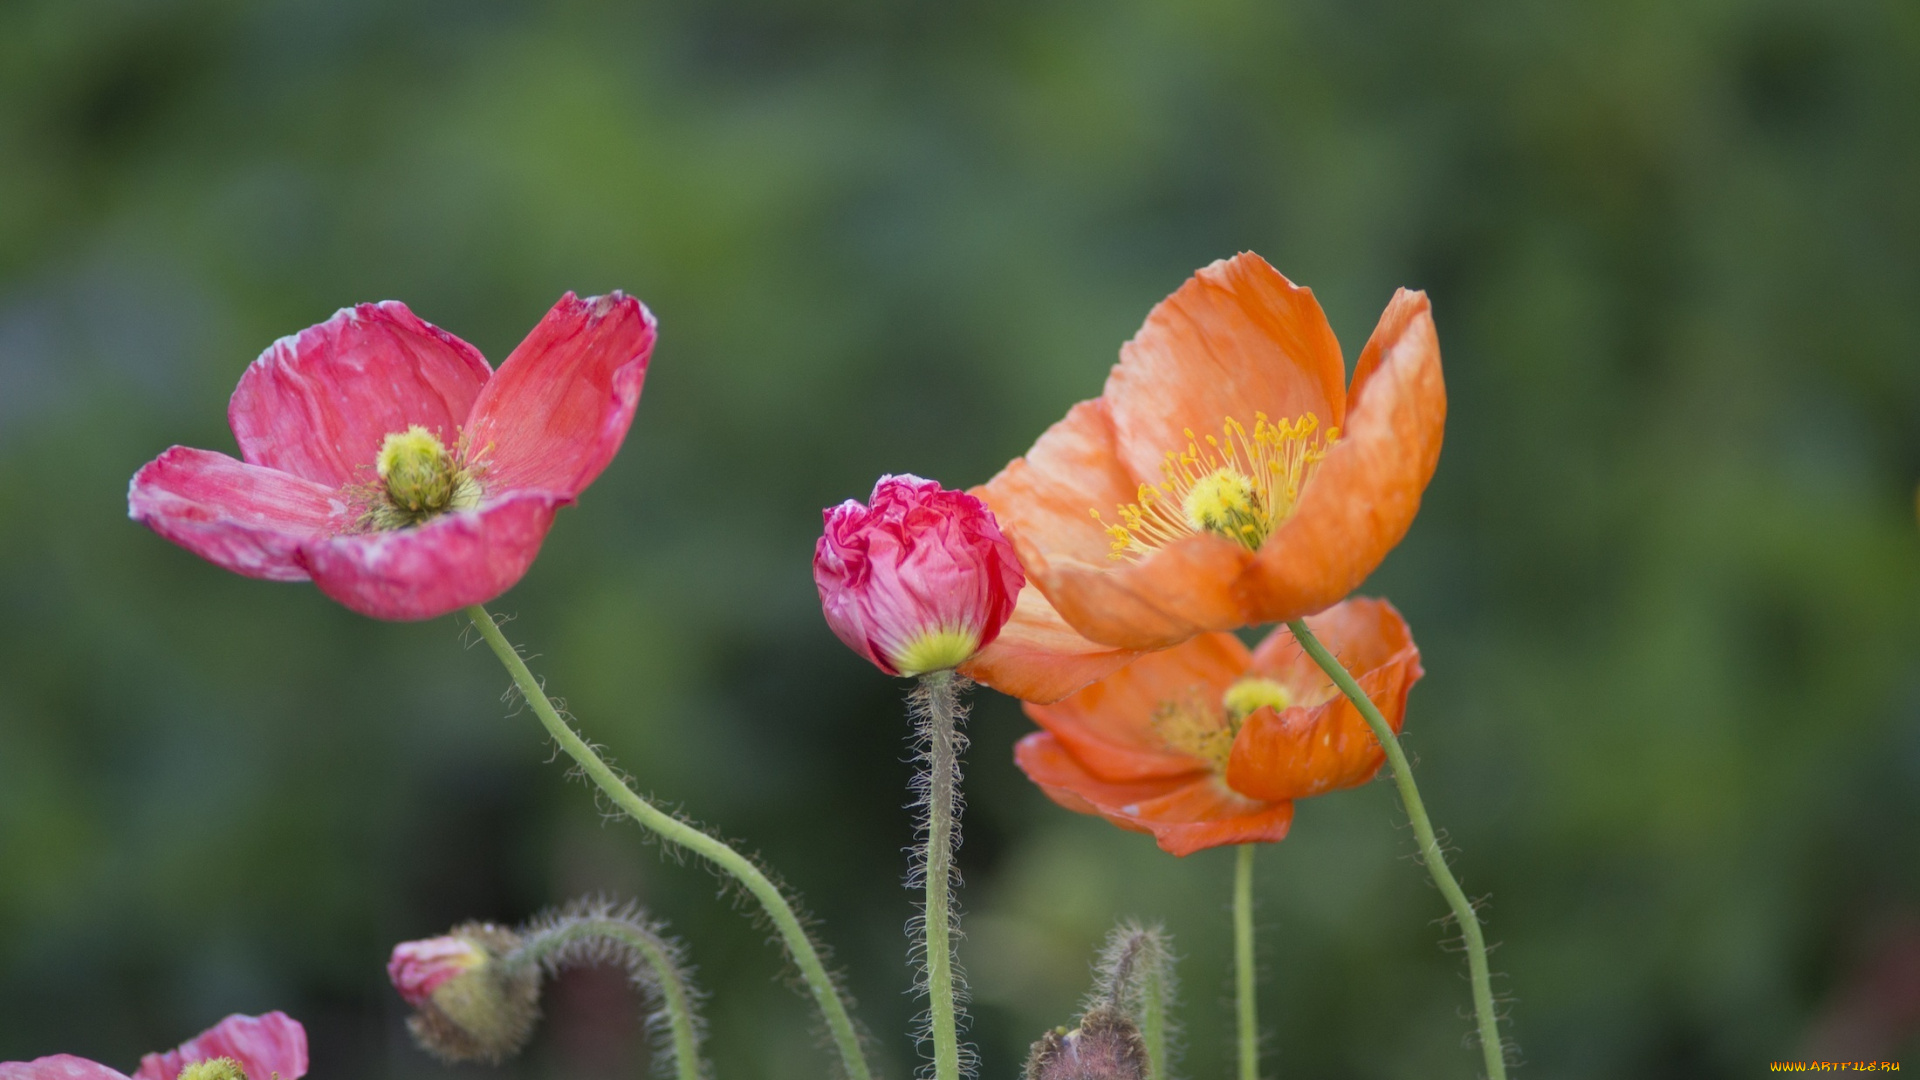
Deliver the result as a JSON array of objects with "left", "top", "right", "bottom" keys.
[
  {"left": 388, "top": 900, "right": 707, "bottom": 1080},
  {"left": 1026, "top": 923, "right": 1179, "bottom": 1080}
]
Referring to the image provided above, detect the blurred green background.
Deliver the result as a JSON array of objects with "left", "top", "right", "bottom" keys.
[{"left": 4, "top": 0, "right": 1920, "bottom": 1077}]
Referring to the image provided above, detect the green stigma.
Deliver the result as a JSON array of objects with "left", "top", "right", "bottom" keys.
[
  {"left": 890, "top": 627, "right": 981, "bottom": 677},
  {"left": 363, "top": 425, "right": 480, "bottom": 530},
  {"left": 177, "top": 1059, "right": 248, "bottom": 1080},
  {"left": 1222, "top": 677, "right": 1292, "bottom": 719}
]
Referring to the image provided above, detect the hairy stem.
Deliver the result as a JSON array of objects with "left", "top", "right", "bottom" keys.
[
  {"left": 1139, "top": 955, "right": 1168, "bottom": 1080},
  {"left": 1286, "top": 619, "right": 1507, "bottom": 1080},
  {"left": 509, "top": 903, "right": 705, "bottom": 1080},
  {"left": 1092, "top": 923, "right": 1176, "bottom": 1080},
  {"left": 1115, "top": 928, "right": 1172, "bottom": 1080},
  {"left": 467, "top": 605, "right": 873, "bottom": 1080},
  {"left": 913, "top": 670, "right": 967, "bottom": 1080},
  {"left": 1234, "top": 844, "right": 1258, "bottom": 1080}
]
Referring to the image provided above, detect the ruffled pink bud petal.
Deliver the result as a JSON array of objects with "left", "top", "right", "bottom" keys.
[
  {"left": 814, "top": 474, "right": 1025, "bottom": 677},
  {"left": 464, "top": 291, "right": 656, "bottom": 496},
  {"left": 299, "top": 491, "right": 564, "bottom": 620},
  {"left": 131, "top": 1013, "right": 308, "bottom": 1080},
  {"left": 0, "top": 1056, "right": 130, "bottom": 1080},
  {"left": 388, "top": 935, "right": 489, "bottom": 1007},
  {"left": 128, "top": 447, "right": 347, "bottom": 582},
  {"left": 228, "top": 302, "right": 492, "bottom": 488}
]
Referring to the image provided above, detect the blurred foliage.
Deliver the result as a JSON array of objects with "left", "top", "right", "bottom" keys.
[{"left": 2, "top": 0, "right": 1919, "bottom": 1077}]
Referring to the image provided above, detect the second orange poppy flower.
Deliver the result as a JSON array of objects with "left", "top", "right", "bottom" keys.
[{"left": 1014, "top": 597, "right": 1423, "bottom": 856}]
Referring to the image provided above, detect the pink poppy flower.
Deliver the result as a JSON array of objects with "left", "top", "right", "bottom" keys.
[
  {"left": 128, "top": 292, "right": 656, "bottom": 620},
  {"left": 814, "top": 474, "right": 1025, "bottom": 677},
  {"left": 0, "top": 1012, "right": 308, "bottom": 1080}
]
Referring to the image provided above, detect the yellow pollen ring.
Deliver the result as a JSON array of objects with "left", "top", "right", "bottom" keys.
[
  {"left": 1093, "top": 412, "right": 1337, "bottom": 560},
  {"left": 889, "top": 626, "right": 981, "bottom": 677}
]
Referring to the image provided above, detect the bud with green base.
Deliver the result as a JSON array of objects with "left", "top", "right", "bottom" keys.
[{"left": 389, "top": 899, "right": 708, "bottom": 1080}]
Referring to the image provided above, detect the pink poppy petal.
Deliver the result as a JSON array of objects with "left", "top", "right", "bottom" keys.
[
  {"left": 0, "top": 1057, "right": 129, "bottom": 1080},
  {"left": 464, "top": 291, "right": 655, "bottom": 497},
  {"left": 229, "top": 302, "right": 492, "bottom": 488},
  {"left": 298, "top": 492, "right": 564, "bottom": 620},
  {"left": 132, "top": 1013, "right": 308, "bottom": 1080},
  {"left": 128, "top": 447, "right": 348, "bottom": 582}
]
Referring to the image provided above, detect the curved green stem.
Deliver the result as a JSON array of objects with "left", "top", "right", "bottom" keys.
[
  {"left": 1286, "top": 619, "right": 1506, "bottom": 1080},
  {"left": 578, "top": 920, "right": 703, "bottom": 1080},
  {"left": 914, "top": 670, "right": 965, "bottom": 1080},
  {"left": 467, "top": 605, "right": 873, "bottom": 1080},
  {"left": 511, "top": 910, "right": 705, "bottom": 1080},
  {"left": 1233, "top": 844, "right": 1258, "bottom": 1080}
]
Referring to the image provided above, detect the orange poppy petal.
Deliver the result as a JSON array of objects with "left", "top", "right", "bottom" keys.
[
  {"left": 1105, "top": 253, "right": 1347, "bottom": 484},
  {"left": 1236, "top": 290, "right": 1444, "bottom": 624},
  {"left": 1015, "top": 733, "right": 1292, "bottom": 857},
  {"left": 1246, "top": 595, "right": 1418, "bottom": 699},
  {"left": 1039, "top": 532, "right": 1254, "bottom": 650},
  {"left": 1023, "top": 631, "right": 1249, "bottom": 780},
  {"left": 1226, "top": 599, "right": 1424, "bottom": 801},
  {"left": 975, "top": 398, "right": 1136, "bottom": 569},
  {"left": 959, "top": 584, "right": 1142, "bottom": 704}
]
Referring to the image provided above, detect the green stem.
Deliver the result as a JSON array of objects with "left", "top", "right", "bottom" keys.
[
  {"left": 1234, "top": 843, "right": 1258, "bottom": 1080},
  {"left": 914, "top": 671, "right": 965, "bottom": 1080},
  {"left": 467, "top": 605, "right": 872, "bottom": 1080},
  {"left": 577, "top": 920, "right": 703, "bottom": 1080},
  {"left": 1139, "top": 955, "right": 1167, "bottom": 1080},
  {"left": 511, "top": 912, "right": 705, "bottom": 1080},
  {"left": 1286, "top": 619, "right": 1506, "bottom": 1080}
]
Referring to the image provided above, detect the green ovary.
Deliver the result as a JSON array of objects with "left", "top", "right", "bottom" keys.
[
  {"left": 1222, "top": 677, "right": 1291, "bottom": 719},
  {"left": 1183, "top": 468, "right": 1268, "bottom": 549},
  {"left": 363, "top": 425, "right": 480, "bottom": 530},
  {"left": 177, "top": 1060, "right": 248, "bottom": 1080}
]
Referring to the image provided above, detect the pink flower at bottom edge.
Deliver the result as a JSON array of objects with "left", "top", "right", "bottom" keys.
[
  {"left": 127, "top": 292, "right": 656, "bottom": 620},
  {"left": 0, "top": 1013, "right": 308, "bottom": 1080}
]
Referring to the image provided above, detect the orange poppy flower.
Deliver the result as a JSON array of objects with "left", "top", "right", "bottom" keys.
[
  {"left": 1012, "top": 597, "right": 1422, "bottom": 856},
  {"left": 961, "top": 253, "right": 1442, "bottom": 704}
]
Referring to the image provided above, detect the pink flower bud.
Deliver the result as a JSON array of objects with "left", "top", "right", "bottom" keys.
[
  {"left": 387, "top": 936, "right": 488, "bottom": 1007},
  {"left": 814, "top": 474, "right": 1025, "bottom": 677},
  {"left": 386, "top": 925, "right": 540, "bottom": 1064}
]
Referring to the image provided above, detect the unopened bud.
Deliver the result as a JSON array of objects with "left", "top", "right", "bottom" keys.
[
  {"left": 1024, "top": 1006, "right": 1147, "bottom": 1080},
  {"left": 813, "top": 474, "right": 1024, "bottom": 677},
  {"left": 387, "top": 923, "right": 540, "bottom": 1064}
]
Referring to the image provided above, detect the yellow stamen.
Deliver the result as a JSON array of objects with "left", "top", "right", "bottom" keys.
[
  {"left": 1094, "top": 413, "right": 1337, "bottom": 560},
  {"left": 1150, "top": 695, "right": 1237, "bottom": 771}
]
